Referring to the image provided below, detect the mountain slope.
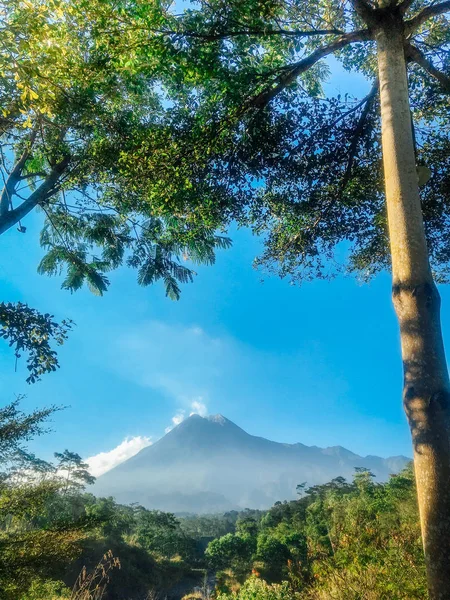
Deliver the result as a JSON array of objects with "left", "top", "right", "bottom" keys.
[{"left": 93, "top": 414, "right": 409, "bottom": 513}]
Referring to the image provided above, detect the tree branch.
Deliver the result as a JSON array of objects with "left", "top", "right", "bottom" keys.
[
  {"left": 281, "top": 80, "right": 379, "bottom": 253},
  {"left": 309, "top": 79, "right": 379, "bottom": 229},
  {"left": 0, "top": 156, "right": 70, "bottom": 236},
  {"left": 162, "top": 27, "right": 343, "bottom": 41},
  {"left": 405, "top": 0, "right": 450, "bottom": 36},
  {"left": 341, "top": 81, "right": 378, "bottom": 187},
  {"left": 248, "top": 29, "right": 372, "bottom": 109},
  {"left": 0, "top": 130, "right": 37, "bottom": 216},
  {"left": 328, "top": 86, "right": 378, "bottom": 129},
  {"left": 349, "top": 0, "right": 377, "bottom": 26},
  {"left": 397, "top": 0, "right": 416, "bottom": 16},
  {"left": 18, "top": 171, "right": 47, "bottom": 180},
  {"left": 406, "top": 43, "right": 450, "bottom": 92}
]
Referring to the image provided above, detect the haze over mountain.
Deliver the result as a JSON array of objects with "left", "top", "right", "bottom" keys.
[{"left": 93, "top": 414, "right": 409, "bottom": 514}]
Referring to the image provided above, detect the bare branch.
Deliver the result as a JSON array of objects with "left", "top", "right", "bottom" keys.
[
  {"left": 248, "top": 29, "right": 372, "bottom": 109},
  {"left": 405, "top": 1, "right": 450, "bottom": 36},
  {"left": 406, "top": 43, "right": 450, "bottom": 92},
  {"left": 0, "top": 156, "right": 70, "bottom": 236}
]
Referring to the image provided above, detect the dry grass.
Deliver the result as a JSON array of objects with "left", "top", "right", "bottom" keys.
[{"left": 70, "top": 550, "right": 120, "bottom": 600}]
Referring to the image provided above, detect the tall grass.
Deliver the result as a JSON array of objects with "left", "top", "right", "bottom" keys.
[{"left": 70, "top": 551, "right": 120, "bottom": 600}]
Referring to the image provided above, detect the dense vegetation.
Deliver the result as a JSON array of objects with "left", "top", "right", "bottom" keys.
[
  {"left": 0, "top": 399, "right": 426, "bottom": 600},
  {"left": 0, "top": 400, "right": 207, "bottom": 600},
  {"left": 209, "top": 468, "right": 426, "bottom": 599}
]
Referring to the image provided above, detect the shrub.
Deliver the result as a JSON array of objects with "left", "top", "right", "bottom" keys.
[{"left": 216, "top": 576, "right": 296, "bottom": 600}]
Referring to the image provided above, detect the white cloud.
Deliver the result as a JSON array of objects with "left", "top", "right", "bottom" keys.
[
  {"left": 165, "top": 398, "right": 208, "bottom": 433},
  {"left": 165, "top": 410, "right": 186, "bottom": 433},
  {"left": 86, "top": 436, "right": 152, "bottom": 477},
  {"left": 172, "top": 412, "right": 186, "bottom": 425},
  {"left": 190, "top": 397, "right": 207, "bottom": 417}
]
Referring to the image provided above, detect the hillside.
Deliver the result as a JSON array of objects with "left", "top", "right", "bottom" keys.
[{"left": 93, "top": 415, "right": 409, "bottom": 513}]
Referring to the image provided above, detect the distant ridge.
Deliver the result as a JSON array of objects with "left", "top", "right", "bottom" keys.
[{"left": 93, "top": 414, "right": 410, "bottom": 514}]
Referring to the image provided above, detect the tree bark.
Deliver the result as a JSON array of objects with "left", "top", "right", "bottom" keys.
[{"left": 376, "top": 16, "right": 450, "bottom": 599}]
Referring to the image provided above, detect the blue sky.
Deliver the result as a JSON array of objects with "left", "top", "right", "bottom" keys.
[
  {"left": 1, "top": 61, "right": 436, "bottom": 475},
  {"left": 1, "top": 200, "right": 420, "bottom": 465}
]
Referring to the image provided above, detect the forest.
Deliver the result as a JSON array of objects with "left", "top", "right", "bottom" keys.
[
  {"left": 2, "top": 0, "right": 450, "bottom": 597},
  {"left": 1, "top": 399, "right": 426, "bottom": 600}
]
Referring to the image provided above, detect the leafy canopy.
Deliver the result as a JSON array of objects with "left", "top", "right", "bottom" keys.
[
  {"left": 2, "top": 0, "right": 450, "bottom": 295},
  {"left": 0, "top": 0, "right": 231, "bottom": 300},
  {"left": 4, "top": 0, "right": 450, "bottom": 296},
  {"left": 96, "top": 0, "right": 450, "bottom": 284}
]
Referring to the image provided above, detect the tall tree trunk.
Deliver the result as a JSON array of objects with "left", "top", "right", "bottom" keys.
[{"left": 376, "top": 16, "right": 450, "bottom": 599}]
